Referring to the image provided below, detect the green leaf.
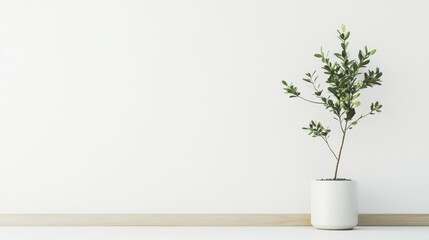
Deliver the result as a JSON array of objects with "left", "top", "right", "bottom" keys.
[
  {"left": 314, "top": 54, "right": 322, "bottom": 58},
  {"left": 328, "top": 87, "right": 338, "bottom": 96},
  {"left": 341, "top": 24, "right": 346, "bottom": 32},
  {"left": 345, "top": 108, "right": 356, "bottom": 120},
  {"left": 344, "top": 32, "right": 350, "bottom": 40},
  {"left": 334, "top": 53, "right": 343, "bottom": 59}
]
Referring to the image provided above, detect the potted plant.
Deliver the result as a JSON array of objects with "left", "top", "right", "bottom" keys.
[{"left": 281, "top": 25, "right": 383, "bottom": 230}]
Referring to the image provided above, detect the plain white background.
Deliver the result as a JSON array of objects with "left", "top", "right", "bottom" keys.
[{"left": 0, "top": 0, "right": 428, "bottom": 214}]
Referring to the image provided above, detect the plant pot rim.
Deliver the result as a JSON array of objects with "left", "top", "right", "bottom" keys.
[{"left": 313, "top": 179, "right": 355, "bottom": 182}]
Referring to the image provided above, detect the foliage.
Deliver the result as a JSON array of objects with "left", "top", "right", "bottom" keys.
[{"left": 282, "top": 25, "right": 383, "bottom": 179}]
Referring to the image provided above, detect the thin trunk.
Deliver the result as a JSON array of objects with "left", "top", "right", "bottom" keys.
[{"left": 334, "top": 130, "right": 347, "bottom": 179}]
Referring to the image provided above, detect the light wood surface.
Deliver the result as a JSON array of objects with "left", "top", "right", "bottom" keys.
[
  {"left": 359, "top": 214, "right": 429, "bottom": 226},
  {"left": 0, "top": 214, "right": 427, "bottom": 226}
]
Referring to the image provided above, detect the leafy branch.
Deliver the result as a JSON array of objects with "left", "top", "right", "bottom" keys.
[{"left": 281, "top": 25, "right": 383, "bottom": 179}]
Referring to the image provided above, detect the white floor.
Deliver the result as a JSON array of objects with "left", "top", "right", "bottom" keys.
[{"left": 0, "top": 227, "right": 428, "bottom": 240}]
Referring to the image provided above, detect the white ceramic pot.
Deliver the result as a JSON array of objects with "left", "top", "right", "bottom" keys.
[{"left": 311, "top": 180, "right": 358, "bottom": 230}]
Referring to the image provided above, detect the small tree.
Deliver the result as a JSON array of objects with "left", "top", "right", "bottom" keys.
[{"left": 282, "top": 25, "right": 383, "bottom": 179}]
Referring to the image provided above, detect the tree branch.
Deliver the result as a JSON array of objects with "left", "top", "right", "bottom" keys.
[
  {"left": 322, "top": 136, "right": 338, "bottom": 160},
  {"left": 334, "top": 120, "right": 348, "bottom": 179},
  {"left": 346, "top": 111, "right": 374, "bottom": 130},
  {"left": 297, "top": 96, "right": 324, "bottom": 105}
]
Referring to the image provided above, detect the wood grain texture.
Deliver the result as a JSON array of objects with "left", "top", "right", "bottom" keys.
[
  {"left": 0, "top": 214, "right": 310, "bottom": 226},
  {"left": 0, "top": 214, "right": 427, "bottom": 226},
  {"left": 359, "top": 214, "right": 429, "bottom": 226}
]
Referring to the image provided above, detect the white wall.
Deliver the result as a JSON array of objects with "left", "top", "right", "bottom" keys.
[{"left": 0, "top": 0, "right": 428, "bottom": 214}]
